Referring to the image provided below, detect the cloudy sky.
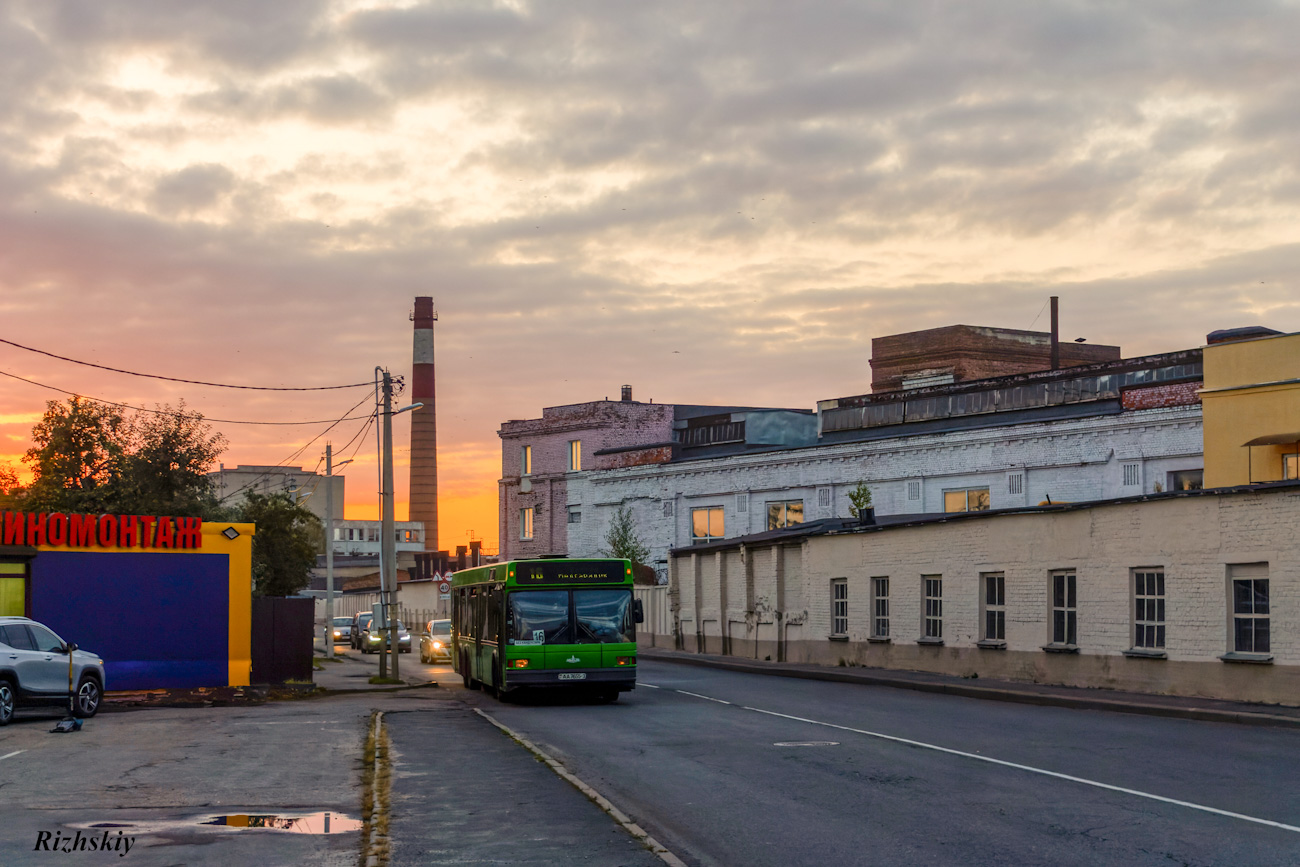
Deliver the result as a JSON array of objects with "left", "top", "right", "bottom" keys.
[{"left": 1, "top": 0, "right": 1298, "bottom": 553}]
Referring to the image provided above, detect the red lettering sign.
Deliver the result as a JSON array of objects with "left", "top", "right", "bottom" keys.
[{"left": 0, "top": 511, "right": 203, "bottom": 550}]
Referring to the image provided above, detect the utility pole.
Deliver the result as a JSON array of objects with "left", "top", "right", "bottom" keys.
[
  {"left": 325, "top": 444, "right": 335, "bottom": 660},
  {"left": 381, "top": 368, "right": 399, "bottom": 680}
]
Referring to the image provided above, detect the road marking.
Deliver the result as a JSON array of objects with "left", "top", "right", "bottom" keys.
[
  {"left": 1, "top": 750, "right": 25, "bottom": 761},
  {"left": 639, "top": 683, "right": 661, "bottom": 689},
  {"left": 743, "top": 706, "right": 1300, "bottom": 835},
  {"left": 476, "top": 709, "right": 687, "bottom": 867},
  {"left": 675, "top": 690, "right": 730, "bottom": 705}
]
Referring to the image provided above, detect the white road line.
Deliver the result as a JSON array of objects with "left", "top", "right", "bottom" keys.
[
  {"left": 675, "top": 690, "right": 731, "bottom": 705},
  {"left": 476, "top": 709, "right": 687, "bottom": 867},
  {"left": 743, "top": 706, "right": 1300, "bottom": 835},
  {"left": 1, "top": 750, "right": 25, "bottom": 761},
  {"left": 639, "top": 683, "right": 661, "bottom": 689}
]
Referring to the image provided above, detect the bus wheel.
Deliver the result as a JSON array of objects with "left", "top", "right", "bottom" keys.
[
  {"left": 459, "top": 655, "right": 470, "bottom": 689},
  {"left": 596, "top": 689, "right": 618, "bottom": 704}
]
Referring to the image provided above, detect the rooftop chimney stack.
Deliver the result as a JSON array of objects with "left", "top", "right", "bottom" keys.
[
  {"left": 409, "top": 297, "right": 438, "bottom": 552},
  {"left": 1049, "top": 296, "right": 1060, "bottom": 371},
  {"left": 621, "top": 384, "right": 633, "bottom": 402}
]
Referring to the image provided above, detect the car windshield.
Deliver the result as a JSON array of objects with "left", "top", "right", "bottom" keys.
[
  {"left": 430, "top": 622, "right": 451, "bottom": 636},
  {"left": 509, "top": 591, "right": 572, "bottom": 645},
  {"left": 574, "top": 590, "right": 633, "bottom": 644},
  {"left": 507, "top": 590, "right": 633, "bottom": 645},
  {"left": 332, "top": 617, "right": 350, "bottom": 626}
]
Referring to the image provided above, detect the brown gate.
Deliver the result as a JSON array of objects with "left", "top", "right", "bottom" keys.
[{"left": 250, "top": 596, "right": 315, "bottom": 685}]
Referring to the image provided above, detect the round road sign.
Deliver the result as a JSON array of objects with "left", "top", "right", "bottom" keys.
[{"left": 438, "top": 581, "right": 451, "bottom": 594}]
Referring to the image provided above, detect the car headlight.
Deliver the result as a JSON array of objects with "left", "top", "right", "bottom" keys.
[
  {"left": 333, "top": 631, "right": 341, "bottom": 637},
  {"left": 432, "top": 641, "right": 442, "bottom": 650},
  {"left": 369, "top": 634, "right": 380, "bottom": 642}
]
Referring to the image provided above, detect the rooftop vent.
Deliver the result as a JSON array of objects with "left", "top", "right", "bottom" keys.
[{"left": 621, "top": 385, "right": 633, "bottom": 402}]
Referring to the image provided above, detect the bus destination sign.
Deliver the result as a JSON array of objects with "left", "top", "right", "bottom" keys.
[{"left": 514, "top": 560, "right": 625, "bottom": 585}]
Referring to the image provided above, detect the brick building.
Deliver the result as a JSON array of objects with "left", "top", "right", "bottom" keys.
[{"left": 870, "top": 325, "right": 1120, "bottom": 392}]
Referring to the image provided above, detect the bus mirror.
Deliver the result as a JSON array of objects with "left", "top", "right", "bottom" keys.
[{"left": 633, "top": 599, "right": 644, "bottom": 623}]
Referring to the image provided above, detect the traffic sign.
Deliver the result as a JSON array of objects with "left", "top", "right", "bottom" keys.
[{"left": 438, "top": 580, "right": 451, "bottom": 595}]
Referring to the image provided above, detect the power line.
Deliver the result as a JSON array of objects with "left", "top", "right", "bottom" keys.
[
  {"left": 0, "top": 335, "right": 371, "bottom": 391},
  {"left": 0, "top": 367, "right": 372, "bottom": 425},
  {"left": 216, "top": 394, "right": 376, "bottom": 504}
]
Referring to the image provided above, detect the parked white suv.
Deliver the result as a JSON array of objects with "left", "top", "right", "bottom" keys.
[{"left": 0, "top": 616, "right": 106, "bottom": 724}]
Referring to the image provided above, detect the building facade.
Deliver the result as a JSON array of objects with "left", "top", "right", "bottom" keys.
[
  {"left": 667, "top": 483, "right": 1299, "bottom": 705},
  {"left": 208, "top": 464, "right": 344, "bottom": 526}
]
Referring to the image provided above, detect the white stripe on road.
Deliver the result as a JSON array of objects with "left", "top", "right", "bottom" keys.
[
  {"left": 742, "top": 706, "right": 1300, "bottom": 835},
  {"left": 639, "top": 683, "right": 661, "bottom": 689},
  {"left": 1, "top": 750, "right": 25, "bottom": 761},
  {"left": 675, "top": 690, "right": 731, "bottom": 705}
]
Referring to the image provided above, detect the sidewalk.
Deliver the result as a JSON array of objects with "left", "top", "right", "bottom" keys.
[
  {"left": 641, "top": 647, "right": 1300, "bottom": 728},
  {"left": 312, "top": 643, "right": 443, "bottom": 692}
]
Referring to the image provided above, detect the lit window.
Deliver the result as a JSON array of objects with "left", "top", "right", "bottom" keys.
[
  {"left": 568, "top": 440, "right": 581, "bottom": 472},
  {"left": 766, "top": 500, "right": 804, "bottom": 530},
  {"left": 871, "top": 577, "right": 889, "bottom": 639},
  {"left": 922, "top": 576, "right": 942, "bottom": 639},
  {"left": 1133, "top": 569, "right": 1165, "bottom": 649},
  {"left": 1051, "top": 571, "right": 1077, "bottom": 646},
  {"left": 831, "top": 579, "right": 848, "bottom": 636},
  {"left": 982, "top": 573, "right": 1005, "bottom": 641},
  {"left": 691, "top": 507, "right": 724, "bottom": 544},
  {"left": 521, "top": 445, "right": 532, "bottom": 476},
  {"left": 1167, "top": 470, "right": 1203, "bottom": 491},
  {"left": 519, "top": 507, "right": 534, "bottom": 541},
  {"left": 943, "top": 488, "right": 990, "bottom": 513}
]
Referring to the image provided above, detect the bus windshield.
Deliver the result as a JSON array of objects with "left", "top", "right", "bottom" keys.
[
  {"left": 574, "top": 590, "right": 633, "bottom": 644},
  {"left": 508, "top": 589, "right": 633, "bottom": 645}
]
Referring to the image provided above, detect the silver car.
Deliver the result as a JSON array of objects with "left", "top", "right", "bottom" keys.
[{"left": 0, "top": 616, "right": 106, "bottom": 724}]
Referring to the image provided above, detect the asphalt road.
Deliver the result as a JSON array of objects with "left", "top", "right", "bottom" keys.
[{"left": 467, "top": 659, "right": 1300, "bottom": 867}]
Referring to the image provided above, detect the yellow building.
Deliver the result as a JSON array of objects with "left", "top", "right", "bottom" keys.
[{"left": 1201, "top": 329, "right": 1300, "bottom": 488}]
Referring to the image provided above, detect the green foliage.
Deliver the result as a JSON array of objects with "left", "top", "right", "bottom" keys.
[
  {"left": 847, "top": 481, "right": 874, "bottom": 518},
  {"left": 603, "top": 504, "right": 649, "bottom": 566},
  {"left": 0, "top": 463, "right": 20, "bottom": 509},
  {"left": 237, "top": 491, "right": 323, "bottom": 597},
  {"left": 20, "top": 397, "right": 227, "bottom": 517}
]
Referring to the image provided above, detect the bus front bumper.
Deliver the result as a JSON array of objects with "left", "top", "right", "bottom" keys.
[{"left": 505, "top": 668, "right": 636, "bottom": 690}]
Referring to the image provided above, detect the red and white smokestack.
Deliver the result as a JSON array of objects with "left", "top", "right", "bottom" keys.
[{"left": 409, "top": 297, "right": 438, "bottom": 552}]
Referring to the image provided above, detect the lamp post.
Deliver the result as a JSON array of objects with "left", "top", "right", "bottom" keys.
[
  {"left": 323, "top": 446, "right": 353, "bottom": 660},
  {"left": 376, "top": 365, "right": 423, "bottom": 680}
]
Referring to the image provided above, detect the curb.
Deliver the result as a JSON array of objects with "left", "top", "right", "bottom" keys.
[{"left": 642, "top": 651, "right": 1300, "bottom": 729}]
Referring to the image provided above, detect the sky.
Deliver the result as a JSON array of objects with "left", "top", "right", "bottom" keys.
[{"left": 1, "top": 0, "right": 1298, "bottom": 555}]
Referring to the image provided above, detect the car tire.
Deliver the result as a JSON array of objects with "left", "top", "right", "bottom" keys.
[
  {"left": 74, "top": 676, "right": 101, "bottom": 718},
  {"left": 0, "top": 680, "right": 14, "bottom": 726}
]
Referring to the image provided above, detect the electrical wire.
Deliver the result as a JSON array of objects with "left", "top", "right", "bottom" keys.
[
  {"left": 216, "top": 393, "right": 376, "bottom": 504},
  {"left": 0, "top": 367, "right": 372, "bottom": 425},
  {"left": 0, "top": 336, "right": 371, "bottom": 391}
]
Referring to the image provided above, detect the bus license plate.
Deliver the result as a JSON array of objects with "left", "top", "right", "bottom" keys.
[{"left": 558, "top": 673, "right": 587, "bottom": 681}]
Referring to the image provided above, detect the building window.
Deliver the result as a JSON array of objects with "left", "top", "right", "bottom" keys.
[
  {"left": 567, "top": 505, "right": 581, "bottom": 524},
  {"left": 1285, "top": 454, "right": 1299, "bottom": 481},
  {"left": 1167, "top": 470, "right": 1202, "bottom": 491},
  {"left": 923, "top": 576, "right": 942, "bottom": 639},
  {"left": 831, "top": 579, "right": 848, "bottom": 636},
  {"left": 568, "top": 440, "right": 581, "bottom": 472},
  {"left": 1051, "top": 571, "right": 1077, "bottom": 646},
  {"left": 871, "top": 577, "right": 889, "bottom": 639},
  {"left": 519, "top": 507, "right": 534, "bottom": 541},
  {"left": 1133, "top": 569, "right": 1165, "bottom": 649},
  {"left": 982, "top": 573, "right": 1005, "bottom": 641},
  {"left": 817, "top": 487, "right": 832, "bottom": 510},
  {"left": 333, "top": 528, "right": 342, "bottom": 541},
  {"left": 1007, "top": 473, "right": 1023, "bottom": 496},
  {"left": 1232, "top": 573, "right": 1270, "bottom": 654},
  {"left": 907, "top": 480, "right": 921, "bottom": 501},
  {"left": 766, "top": 500, "right": 804, "bottom": 530},
  {"left": 1122, "top": 462, "right": 1141, "bottom": 487},
  {"left": 736, "top": 492, "right": 749, "bottom": 513},
  {"left": 662, "top": 500, "right": 674, "bottom": 518},
  {"left": 691, "top": 507, "right": 724, "bottom": 544},
  {"left": 943, "top": 488, "right": 990, "bottom": 513},
  {"left": 521, "top": 445, "right": 532, "bottom": 476}
]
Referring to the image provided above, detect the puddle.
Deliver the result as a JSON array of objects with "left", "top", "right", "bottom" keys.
[
  {"left": 73, "top": 812, "right": 361, "bottom": 836},
  {"left": 201, "top": 813, "right": 362, "bottom": 834}
]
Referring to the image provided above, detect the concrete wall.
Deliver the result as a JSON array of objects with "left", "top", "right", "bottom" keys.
[
  {"left": 1202, "top": 332, "right": 1300, "bottom": 487},
  {"left": 671, "top": 487, "right": 1300, "bottom": 705}
]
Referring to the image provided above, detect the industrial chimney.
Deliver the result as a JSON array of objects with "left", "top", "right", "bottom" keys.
[
  {"left": 409, "top": 297, "right": 438, "bottom": 552},
  {"left": 621, "top": 384, "right": 633, "bottom": 402}
]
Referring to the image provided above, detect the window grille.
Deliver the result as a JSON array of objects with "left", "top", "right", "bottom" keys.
[{"left": 1008, "top": 473, "right": 1023, "bottom": 496}]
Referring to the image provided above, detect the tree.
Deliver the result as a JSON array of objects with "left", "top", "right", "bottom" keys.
[
  {"left": 847, "top": 481, "right": 874, "bottom": 518},
  {"left": 23, "top": 397, "right": 129, "bottom": 513},
  {"left": 237, "top": 492, "right": 323, "bottom": 597},
  {"left": 120, "top": 401, "right": 228, "bottom": 518},
  {"left": 21, "top": 397, "right": 227, "bottom": 517},
  {"left": 603, "top": 504, "right": 649, "bottom": 567},
  {"left": 0, "top": 463, "right": 20, "bottom": 509}
]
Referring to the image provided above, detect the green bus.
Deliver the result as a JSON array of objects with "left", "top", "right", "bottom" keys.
[{"left": 451, "top": 558, "right": 643, "bottom": 701}]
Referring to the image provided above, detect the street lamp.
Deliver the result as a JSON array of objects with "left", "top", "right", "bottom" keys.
[
  {"left": 376, "top": 362, "right": 424, "bottom": 680},
  {"left": 323, "top": 450, "right": 353, "bottom": 660}
]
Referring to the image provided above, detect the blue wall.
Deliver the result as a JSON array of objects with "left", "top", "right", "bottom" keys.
[{"left": 31, "top": 551, "right": 230, "bottom": 691}]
